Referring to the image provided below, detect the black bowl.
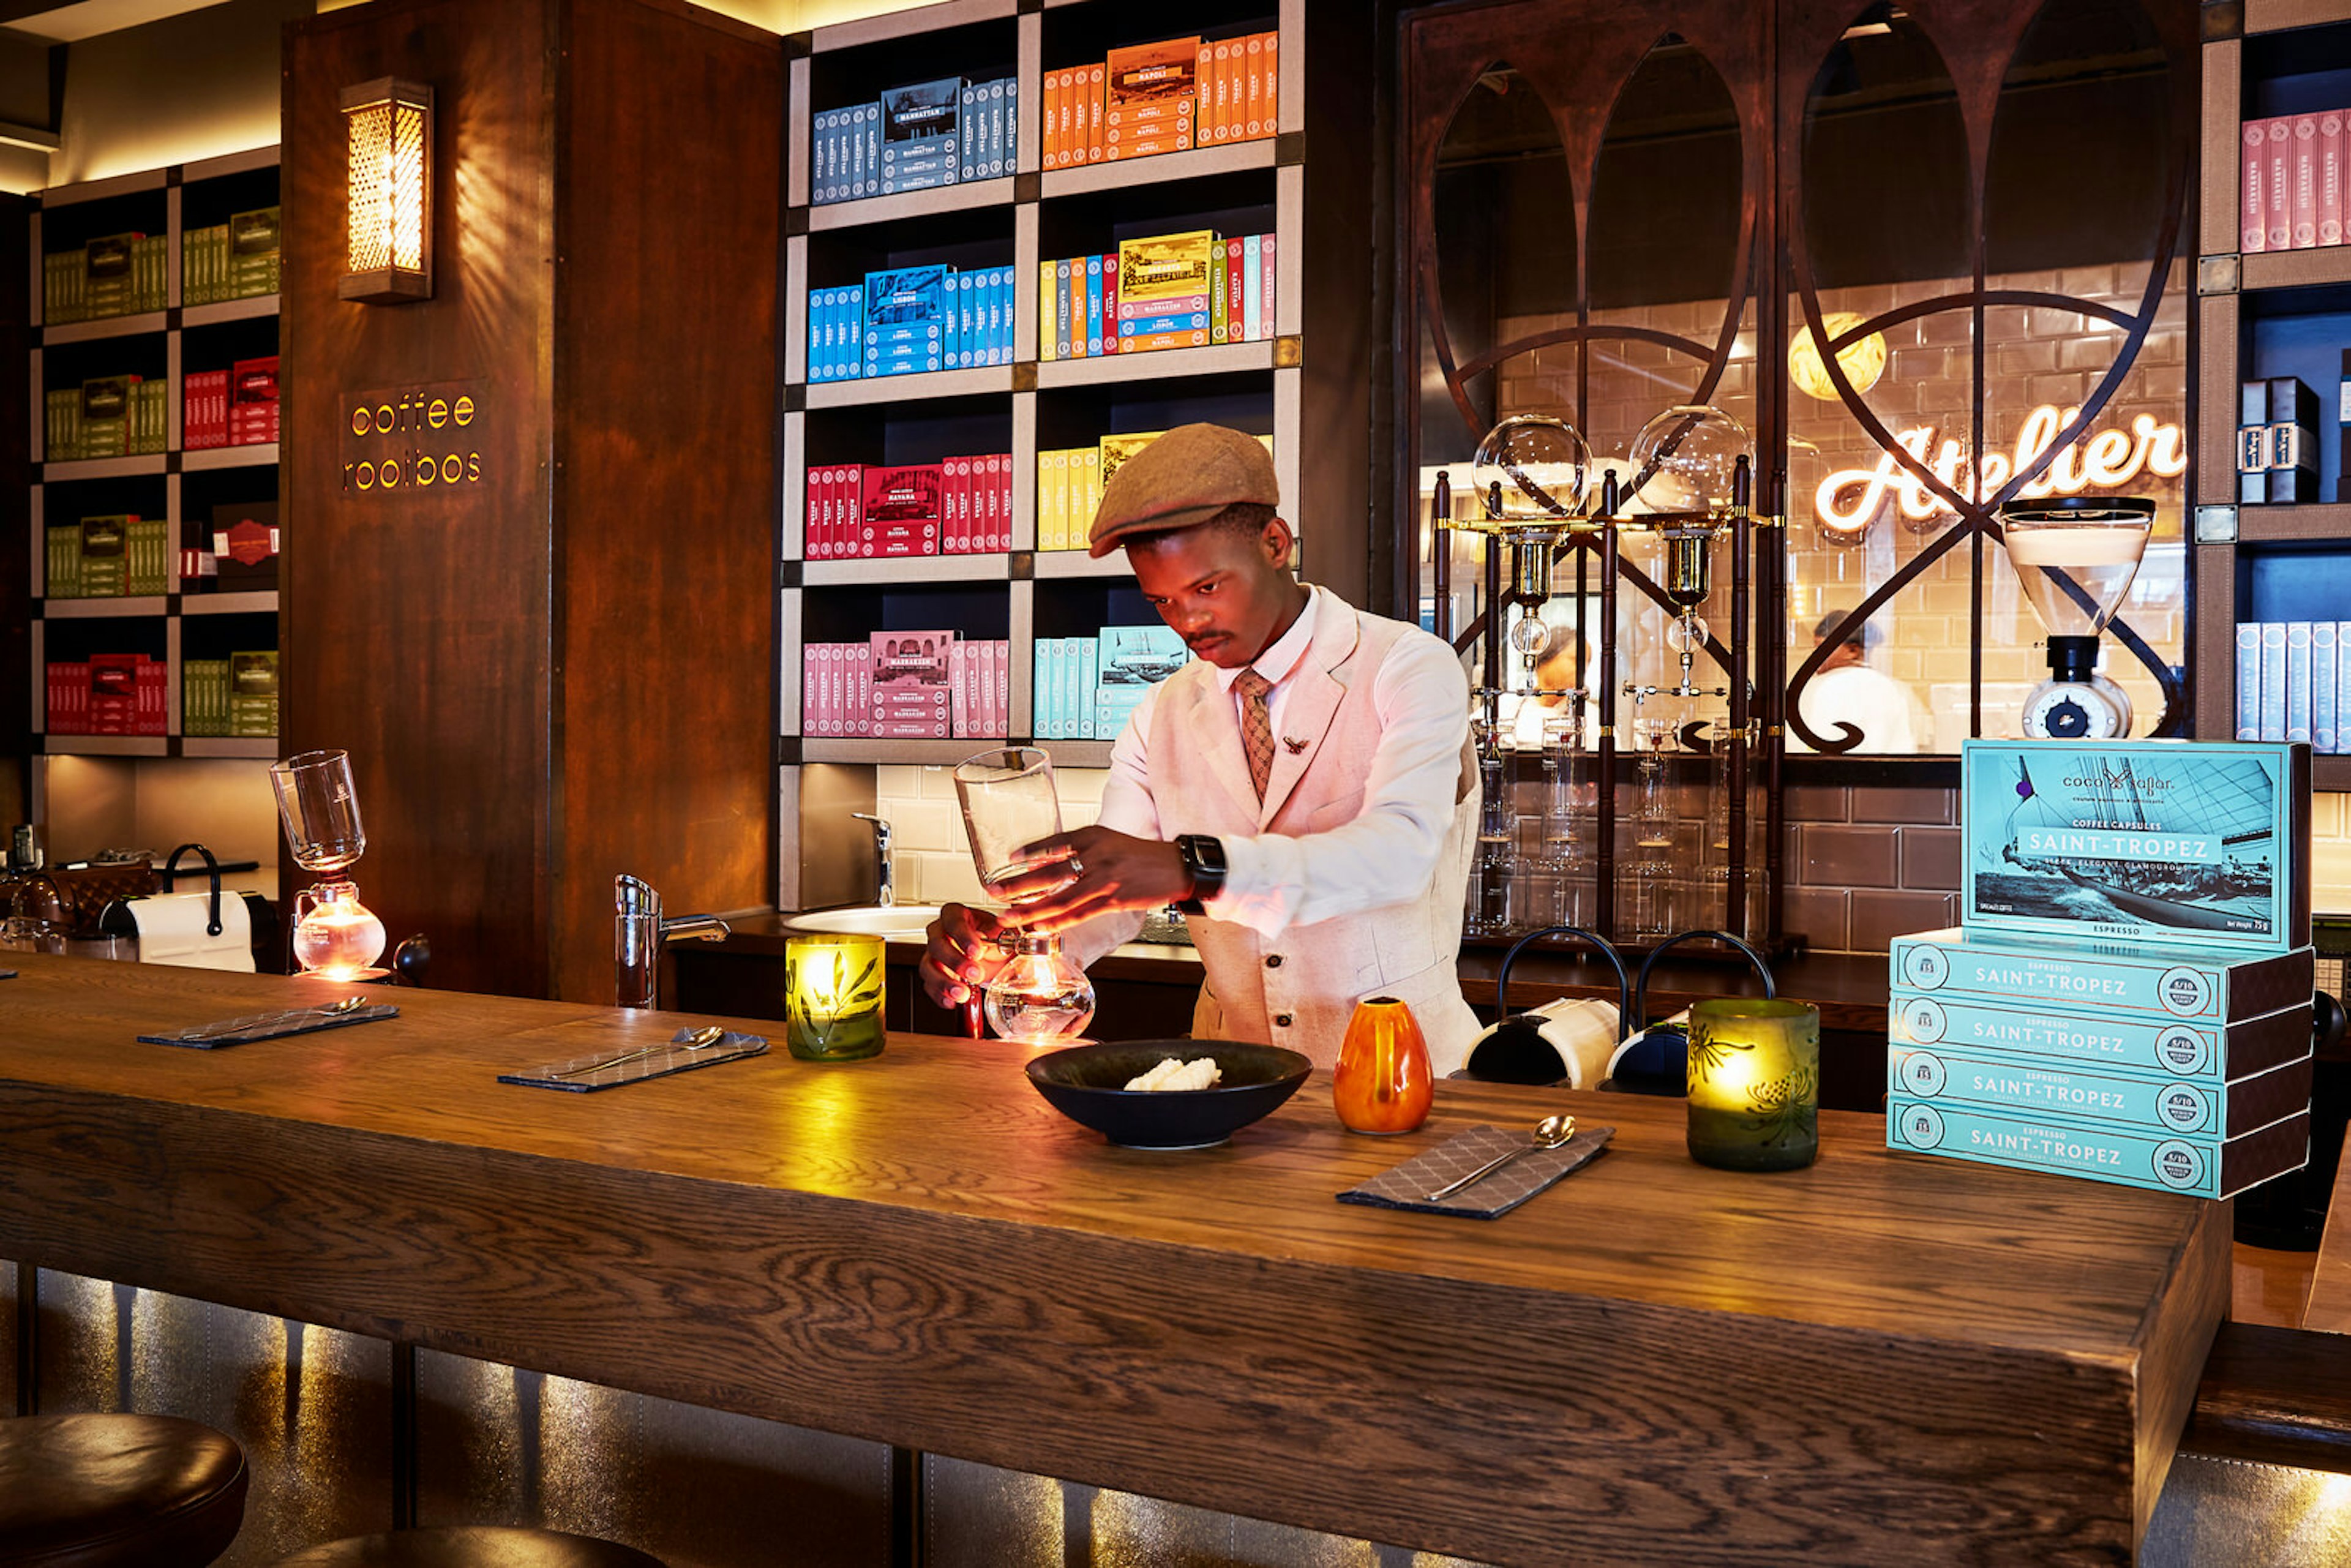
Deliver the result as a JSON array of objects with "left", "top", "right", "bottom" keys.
[{"left": 1025, "top": 1040, "right": 1312, "bottom": 1149}]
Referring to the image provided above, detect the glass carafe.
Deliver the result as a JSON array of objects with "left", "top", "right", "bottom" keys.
[
  {"left": 1465, "top": 733, "right": 1516, "bottom": 936},
  {"left": 951, "top": 747, "right": 1096, "bottom": 1045},
  {"left": 271, "top": 749, "right": 388, "bottom": 980},
  {"left": 1538, "top": 711, "right": 1595, "bottom": 928},
  {"left": 1625, "top": 715, "right": 1679, "bottom": 938}
]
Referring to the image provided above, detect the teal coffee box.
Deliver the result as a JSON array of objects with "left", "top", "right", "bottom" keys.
[
  {"left": 1889, "top": 927, "right": 2314, "bottom": 1025},
  {"left": 1888, "top": 1045, "right": 2311, "bottom": 1139},
  {"left": 1960, "top": 739, "right": 2311, "bottom": 955},
  {"left": 1888, "top": 991, "right": 2312, "bottom": 1084},
  {"left": 1888, "top": 1097, "right": 2308, "bottom": 1200}
]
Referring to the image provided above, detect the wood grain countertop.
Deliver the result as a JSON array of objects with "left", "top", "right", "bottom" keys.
[{"left": 0, "top": 955, "right": 2222, "bottom": 1566}]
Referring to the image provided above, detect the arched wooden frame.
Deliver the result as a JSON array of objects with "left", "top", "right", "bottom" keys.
[{"left": 1399, "top": 0, "right": 2200, "bottom": 756}]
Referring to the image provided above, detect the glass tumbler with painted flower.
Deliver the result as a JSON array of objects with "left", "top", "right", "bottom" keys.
[{"left": 951, "top": 746, "right": 1097, "bottom": 1044}]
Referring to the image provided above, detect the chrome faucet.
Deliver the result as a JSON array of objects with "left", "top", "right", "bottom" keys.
[
  {"left": 614, "top": 873, "right": 731, "bottom": 1010},
  {"left": 851, "top": 812, "right": 894, "bottom": 906}
]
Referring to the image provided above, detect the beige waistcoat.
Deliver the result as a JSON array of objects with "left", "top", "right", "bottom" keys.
[{"left": 1144, "top": 595, "right": 1482, "bottom": 1075}]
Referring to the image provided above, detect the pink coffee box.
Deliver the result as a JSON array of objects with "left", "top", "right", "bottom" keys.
[
  {"left": 2324, "top": 111, "right": 2345, "bottom": 247},
  {"left": 2296, "top": 114, "right": 2320, "bottom": 249}
]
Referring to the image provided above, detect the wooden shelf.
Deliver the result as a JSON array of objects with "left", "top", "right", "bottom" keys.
[
  {"left": 803, "top": 554, "right": 1011, "bottom": 585},
  {"left": 36, "top": 168, "right": 165, "bottom": 206},
  {"left": 41, "top": 595, "right": 167, "bottom": 619},
  {"left": 182, "top": 295, "right": 280, "bottom": 327},
  {"left": 180, "top": 591, "right": 279, "bottom": 616},
  {"left": 181, "top": 443, "right": 278, "bottom": 471},
  {"left": 802, "top": 737, "right": 998, "bottom": 764},
  {"left": 40, "top": 735, "right": 167, "bottom": 756},
  {"left": 179, "top": 737, "right": 279, "bottom": 759},
  {"left": 1033, "top": 549, "right": 1133, "bottom": 579},
  {"left": 2239, "top": 247, "right": 2351, "bottom": 293},
  {"left": 1036, "top": 339, "right": 1275, "bottom": 389},
  {"left": 1040, "top": 140, "right": 1276, "bottom": 198},
  {"left": 2235, "top": 503, "right": 2351, "bottom": 542},
  {"left": 37, "top": 454, "right": 165, "bottom": 480},
  {"left": 1035, "top": 739, "right": 1112, "bottom": 767},
  {"left": 808, "top": 178, "right": 1015, "bottom": 231},
  {"left": 809, "top": 0, "right": 1011, "bottom": 50},
  {"left": 40, "top": 311, "right": 166, "bottom": 345},
  {"left": 2319, "top": 754, "right": 2351, "bottom": 792},
  {"left": 2244, "top": 0, "right": 2351, "bottom": 36},
  {"left": 806, "top": 366, "right": 1015, "bottom": 407}
]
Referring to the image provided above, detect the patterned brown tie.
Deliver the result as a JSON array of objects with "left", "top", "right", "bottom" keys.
[{"left": 1234, "top": 669, "right": 1275, "bottom": 800}]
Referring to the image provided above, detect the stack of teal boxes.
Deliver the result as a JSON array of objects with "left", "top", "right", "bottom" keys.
[{"left": 1886, "top": 739, "right": 2315, "bottom": 1199}]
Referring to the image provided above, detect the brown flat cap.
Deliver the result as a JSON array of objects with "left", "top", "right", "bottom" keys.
[{"left": 1087, "top": 422, "right": 1281, "bottom": 557}]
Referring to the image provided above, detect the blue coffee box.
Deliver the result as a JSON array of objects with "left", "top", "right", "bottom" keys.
[
  {"left": 1889, "top": 988, "right": 2313, "bottom": 1083},
  {"left": 1888, "top": 1043, "right": 2311, "bottom": 1138},
  {"left": 1888, "top": 1097, "right": 2308, "bottom": 1200},
  {"left": 1889, "top": 927, "right": 2314, "bottom": 1025},
  {"left": 864, "top": 266, "right": 948, "bottom": 329},
  {"left": 1960, "top": 739, "right": 2311, "bottom": 955}
]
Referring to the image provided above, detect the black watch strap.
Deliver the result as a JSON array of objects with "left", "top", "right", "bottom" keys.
[{"left": 1176, "top": 835, "right": 1227, "bottom": 915}]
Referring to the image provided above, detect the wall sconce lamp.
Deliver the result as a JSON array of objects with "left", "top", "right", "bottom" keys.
[{"left": 339, "top": 78, "right": 433, "bottom": 304}]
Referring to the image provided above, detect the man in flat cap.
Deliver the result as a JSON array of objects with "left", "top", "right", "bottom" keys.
[{"left": 922, "top": 422, "right": 1483, "bottom": 1073}]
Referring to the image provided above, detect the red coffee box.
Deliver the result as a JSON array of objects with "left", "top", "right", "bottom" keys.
[
  {"left": 2323, "top": 111, "right": 2344, "bottom": 248},
  {"left": 2243, "top": 120, "right": 2267, "bottom": 254},
  {"left": 2296, "top": 114, "right": 2321, "bottom": 249},
  {"left": 228, "top": 356, "right": 280, "bottom": 445}
]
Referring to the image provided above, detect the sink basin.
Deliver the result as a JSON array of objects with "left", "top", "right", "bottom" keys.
[{"left": 784, "top": 906, "right": 943, "bottom": 940}]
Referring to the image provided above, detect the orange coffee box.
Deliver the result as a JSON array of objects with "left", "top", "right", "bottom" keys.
[
  {"left": 1086, "top": 65, "right": 1108, "bottom": 163},
  {"left": 1244, "top": 34, "right": 1266, "bottom": 139},
  {"left": 1043, "top": 69, "right": 1064, "bottom": 167},
  {"left": 1269, "top": 31, "right": 1288, "bottom": 133}
]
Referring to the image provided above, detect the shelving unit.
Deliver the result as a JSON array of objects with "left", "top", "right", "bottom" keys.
[
  {"left": 2194, "top": 4, "right": 2351, "bottom": 788},
  {"left": 776, "top": 0, "right": 1370, "bottom": 906},
  {"left": 21, "top": 146, "right": 282, "bottom": 868}
]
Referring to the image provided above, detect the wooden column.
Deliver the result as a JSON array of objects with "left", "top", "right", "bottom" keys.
[{"left": 282, "top": 0, "right": 780, "bottom": 1000}]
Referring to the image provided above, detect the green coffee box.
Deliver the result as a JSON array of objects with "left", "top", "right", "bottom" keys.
[
  {"left": 1888, "top": 1097, "right": 2308, "bottom": 1200},
  {"left": 1890, "top": 927, "right": 2314, "bottom": 1025},
  {"left": 1888, "top": 990, "right": 2312, "bottom": 1083},
  {"left": 1889, "top": 1045, "right": 2310, "bottom": 1139},
  {"left": 76, "top": 516, "right": 126, "bottom": 596},
  {"left": 1961, "top": 739, "right": 2309, "bottom": 955}
]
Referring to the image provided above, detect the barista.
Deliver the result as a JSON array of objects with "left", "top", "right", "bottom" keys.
[
  {"left": 920, "top": 423, "right": 1485, "bottom": 1073},
  {"left": 1790, "top": 610, "right": 1927, "bottom": 753}
]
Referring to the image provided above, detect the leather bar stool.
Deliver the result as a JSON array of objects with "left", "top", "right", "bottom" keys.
[
  {"left": 273, "top": 1528, "right": 666, "bottom": 1567},
  {"left": 0, "top": 1412, "right": 249, "bottom": 1567}
]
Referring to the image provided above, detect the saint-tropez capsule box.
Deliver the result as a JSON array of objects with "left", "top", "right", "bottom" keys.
[
  {"left": 1889, "top": 927, "right": 2315, "bottom": 1024},
  {"left": 1889, "top": 1045, "right": 2312, "bottom": 1139},
  {"left": 1888, "top": 990, "right": 2314, "bottom": 1083},
  {"left": 1959, "top": 739, "right": 2310, "bottom": 955},
  {"left": 1887, "top": 1098, "right": 2309, "bottom": 1200}
]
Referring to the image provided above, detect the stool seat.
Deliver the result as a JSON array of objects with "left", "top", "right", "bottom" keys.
[
  {"left": 273, "top": 1528, "right": 666, "bottom": 1568},
  {"left": 0, "top": 1412, "right": 248, "bottom": 1568}
]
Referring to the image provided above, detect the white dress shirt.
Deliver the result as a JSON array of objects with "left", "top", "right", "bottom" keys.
[{"left": 1091, "top": 585, "right": 1470, "bottom": 938}]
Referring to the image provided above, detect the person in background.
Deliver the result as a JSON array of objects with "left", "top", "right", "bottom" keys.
[
  {"left": 1790, "top": 610, "right": 1927, "bottom": 753},
  {"left": 921, "top": 423, "right": 1484, "bottom": 1074},
  {"left": 1497, "top": 621, "right": 1594, "bottom": 751}
]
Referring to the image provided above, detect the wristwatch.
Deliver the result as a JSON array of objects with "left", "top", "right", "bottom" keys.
[{"left": 1175, "top": 834, "right": 1228, "bottom": 914}]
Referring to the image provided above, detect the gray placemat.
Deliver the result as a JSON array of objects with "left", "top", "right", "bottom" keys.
[
  {"left": 0, "top": 969, "right": 15, "bottom": 980},
  {"left": 1338, "top": 1122, "right": 1614, "bottom": 1219},
  {"left": 500, "top": 1028, "right": 768, "bottom": 1093},
  {"left": 142, "top": 1002, "right": 401, "bottom": 1049}
]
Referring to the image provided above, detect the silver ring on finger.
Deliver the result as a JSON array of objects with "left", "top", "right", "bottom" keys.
[{"left": 1067, "top": 856, "right": 1085, "bottom": 879}]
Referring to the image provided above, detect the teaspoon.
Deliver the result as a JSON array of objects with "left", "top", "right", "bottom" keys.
[
  {"left": 1424, "top": 1112, "right": 1577, "bottom": 1201},
  {"left": 549, "top": 1024, "right": 727, "bottom": 1079}
]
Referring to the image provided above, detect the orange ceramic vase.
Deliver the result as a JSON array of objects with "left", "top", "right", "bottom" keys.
[{"left": 1333, "top": 996, "right": 1433, "bottom": 1135}]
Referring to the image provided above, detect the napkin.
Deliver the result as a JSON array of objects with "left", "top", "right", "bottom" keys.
[
  {"left": 1337, "top": 1122, "right": 1613, "bottom": 1219},
  {"left": 142, "top": 1002, "right": 400, "bottom": 1049},
  {"left": 500, "top": 1028, "right": 768, "bottom": 1092}
]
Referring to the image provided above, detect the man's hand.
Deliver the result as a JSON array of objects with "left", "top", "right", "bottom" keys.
[
  {"left": 920, "top": 902, "right": 1010, "bottom": 1008},
  {"left": 988, "top": 826, "right": 1193, "bottom": 934}
]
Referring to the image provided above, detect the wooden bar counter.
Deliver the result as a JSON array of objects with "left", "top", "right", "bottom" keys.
[{"left": 0, "top": 954, "right": 2226, "bottom": 1566}]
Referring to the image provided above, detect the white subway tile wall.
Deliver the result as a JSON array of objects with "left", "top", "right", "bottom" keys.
[
  {"left": 871, "top": 772, "right": 2351, "bottom": 956},
  {"left": 874, "top": 765, "right": 1106, "bottom": 907}
]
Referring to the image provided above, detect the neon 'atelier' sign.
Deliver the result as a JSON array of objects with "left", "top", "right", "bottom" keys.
[{"left": 1815, "top": 404, "right": 2187, "bottom": 533}]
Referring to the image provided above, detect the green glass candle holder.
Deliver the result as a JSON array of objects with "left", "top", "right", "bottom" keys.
[
  {"left": 1685, "top": 998, "right": 1819, "bottom": 1171},
  {"left": 785, "top": 932, "right": 885, "bottom": 1061}
]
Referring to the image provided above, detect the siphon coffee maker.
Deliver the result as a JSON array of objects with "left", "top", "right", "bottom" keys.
[
  {"left": 952, "top": 746, "right": 1097, "bottom": 1044},
  {"left": 270, "top": 749, "right": 387, "bottom": 980}
]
